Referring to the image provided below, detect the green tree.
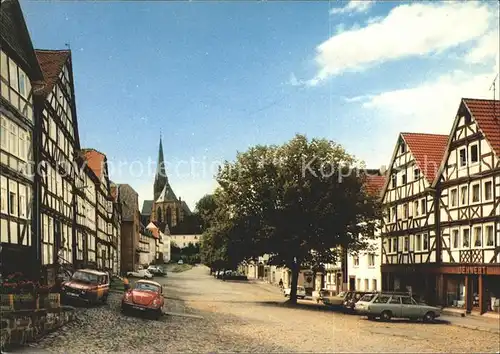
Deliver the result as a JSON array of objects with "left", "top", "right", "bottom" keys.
[
  {"left": 216, "top": 134, "right": 381, "bottom": 303},
  {"left": 196, "top": 194, "right": 218, "bottom": 231}
]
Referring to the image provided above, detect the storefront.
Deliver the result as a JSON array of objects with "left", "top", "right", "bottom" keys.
[{"left": 440, "top": 265, "right": 500, "bottom": 314}]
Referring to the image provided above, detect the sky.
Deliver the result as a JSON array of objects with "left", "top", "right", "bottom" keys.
[{"left": 21, "top": 0, "right": 499, "bottom": 211}]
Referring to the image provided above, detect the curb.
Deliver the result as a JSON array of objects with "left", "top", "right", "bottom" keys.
[{"left": 450, "top": 322, "right": 499, "bottom": 334}]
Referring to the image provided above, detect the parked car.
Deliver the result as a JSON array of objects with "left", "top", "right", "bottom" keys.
[
  {"left": 127, "top": 269, "right": 153, "bottom": 279},
  {"left": 121, "top": 279, "right": 164, "bottom": 319},
  {"left": 283, "top": 286, "right": 306, "bottom": 299},
  {"left": 61, "top": 269, "right": 110, "bottom": 305},
  {"left": 354, "top": 292, "right": 441, "bottom": 322},
  {"left": 322, "top": 291, "right": 349, "bottom": 307},
  {"left": 344, "top": 291, "right": 374, "bottom": 311},
  {"left": 312, "top": 289, "right": 335, "bottom": 304},
  {"left": 177, "top": 259, "right": 184, "bottom": 265},
  {"left": 147, "top": 266, "right": 166, "bottom": 276}
]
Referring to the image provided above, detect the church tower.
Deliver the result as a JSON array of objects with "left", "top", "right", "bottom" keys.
[{"left": 150, "top": 136, "right": 185, "bottom": 230}]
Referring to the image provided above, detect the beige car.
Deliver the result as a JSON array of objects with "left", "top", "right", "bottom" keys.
[
  {"left": 322, "top": 291, "right": 348, "bottom": 307},
  {"left": 354, "top": 292, "right": 441, "bottom": 322}
]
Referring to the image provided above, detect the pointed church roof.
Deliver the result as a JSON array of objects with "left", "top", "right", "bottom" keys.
[
  {"left": 155, "top": 182, "right": 178, "bottom": 203},
  {"left": 153, "top": 135, "right": 168, "bottom": 201}
]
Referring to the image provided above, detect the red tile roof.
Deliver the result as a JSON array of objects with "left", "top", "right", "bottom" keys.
[
  {"left": 34, "top": 50, "right": 70, "bottom": 96},
  {"left": 82, "top": 149, "right": 105, "bottom": 179},
  {"left": 401, "top": 133, "right": 448, "bottom": 183},
  {"left": 364, "top": 175, "right": 386, "bottom": 197},
  {"left": 463, "top": 98, "right": 500, "bottom": 157}
]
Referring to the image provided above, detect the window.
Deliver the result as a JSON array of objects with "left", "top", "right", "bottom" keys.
[
  {"left": 450, "top": 188, "right": 458, "bottom": 207},
  {"left": 401, "top": 173, "right": 407, "bottom": 185},
  {"left": 403, "top": 236, "right": 409, "bottom": 252},
  {"left": 420, "top": 199, "right": 426, "bottom": 214},
  {"left": 0, "top": 176, "right": 7, "bottom": 213},
  {"left": 374, "top": 295, "right": 391, "bottom": 304},
  {"left": 9, "top": 122, "right": 18, "bottom": 156},
  {"left": 8, "top": 58, "right": 18, "bottom": 91},
  {"left": 414, "top": 200, "right": 419, "bottom": 217},
  {"left": 415, "top": 234, "right": 422, "bottom": 251},
  {"left": 452, "top": 229, "right": 460, "bottom": 249},
  {"left": 463, "top": 228, "right": 470, "bottom": 248},
  {"left": 356, "top": 278, "right": 361, "bottom": 290},
  {"left": 473, "top": 227, "right": 482, "bottom": 247},
  {"left": 391, "top": 206, "right": 396, "bottom": 222},
  {"left": 391, "top": 175, "right": 397, "bottom": 188},
  {"left": 372, "top": 279, "right": 377, "bottom": 291},
  {"left": 484, "top": 181, "right": 493, "bottom": 201},
  {"left": 0, "top": 51, "right": 8, "bottom": 80},
  {"left": 403, "top": 203, "right": 409, "bottom": 219},
  {"left": 460, "top": 186, "right": 468, "bottom": 205},
  {"left": 18, "top": 129, "right": 27, "bottom": 161},
  {"left": 485, "top": 225, "right": 494, "bottom": 247},
  {"left": 389, "top": 296, "right": 401, "bottom": 304},
  {"left": 353, "top": 255, "right": 359, "bottom": 267},
  {"left": 471, "top": 184, "right": 480, "bottom": 203},
  {"left": 402, "top": 296, "right": 413, "bottom": 305},
  {"left": 18, "top": 70, "right": 27, "bottom": 98},
  {"left": 19, "top": 185, "right": 26, "bottom": 218},
  {"left": 8, "top": 181, "right": 17, "bottom": 216},
  {"left": 459, "top": 148, "right": 467, "bottom": 167},
  {"left": 0, "top": 116, "right": 7, "bottom": 150},
  {"left": 414, "top": 168, "right": 420, "bottom": 181},
  {"left": 368, "top": 254, "right": 375, "bottom": 267},
  {"left": 364, "top": 279, "right": 369, "bottom": 290},
  {"left": 422, "top": 233, "right": 429, "bottom": 251},
  {"left": 388, "top": 238, "right": 392, "bottom": 253},
  {"left": 392, "top": 237, "right": 397, "bottom": 253},
  {"left": 400, "top": 143, "right": 406, "bottom": 153},
  {"left": 470, "top": 144, "right": 479, "bottom": 164}
]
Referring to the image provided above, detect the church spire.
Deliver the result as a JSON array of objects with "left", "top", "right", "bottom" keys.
[{"left": 153, "top": 134, "right": 168, "bottom": 201}]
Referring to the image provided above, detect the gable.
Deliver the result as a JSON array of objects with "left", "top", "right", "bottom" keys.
[
  {"left": 463, "top": 98, "right": 500, "bottom": 158},
  {"left": 0, "top": 0, "right": 43, "bottom": 80}
]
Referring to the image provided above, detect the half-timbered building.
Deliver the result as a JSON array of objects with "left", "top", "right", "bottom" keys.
[
  {"left": 0, "top": 0, "right": 44, "bottom": 279},
  {"left": 82, "top": 149, "right": 119, "bottom": 274},
  {"left": 33, "top": 49, "right": 80, "bottom": 284},
  {"left": 434, "top": 98, "right": 500, "bottom": 314},
  {"left": 74, "top": 156, "right": 98, "bottom": 270},
  {"left": 380, "top": 133, "right": 448, "bottom": 303}
]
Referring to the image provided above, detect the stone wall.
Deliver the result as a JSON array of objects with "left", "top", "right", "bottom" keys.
[{"left": 0, "top": 305, "right": 76, "bottom": 350}]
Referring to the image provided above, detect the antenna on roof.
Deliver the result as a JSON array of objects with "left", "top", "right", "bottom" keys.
[{"left": 490, "top": 74, "right": 499, "bottom": 121}]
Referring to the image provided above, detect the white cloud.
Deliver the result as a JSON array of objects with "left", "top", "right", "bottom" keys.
[
  {"left": 310, "top": 1, "right": 496, "bottom": 84},
  {"left": 330, "top": 1, "right": 375, "bottom": 15}
]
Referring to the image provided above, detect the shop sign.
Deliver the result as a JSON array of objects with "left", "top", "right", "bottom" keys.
[{"left": 459, "top": 266, "right": 487, "bottom": 274}]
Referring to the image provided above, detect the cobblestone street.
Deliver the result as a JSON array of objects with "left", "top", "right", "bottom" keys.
[{"left": 15, "top": 266, "right": 500, "bottom": 353}]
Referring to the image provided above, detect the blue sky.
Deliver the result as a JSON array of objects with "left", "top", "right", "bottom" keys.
[{"left": 22, "top": 0, "right": 499, "bottom": 210}]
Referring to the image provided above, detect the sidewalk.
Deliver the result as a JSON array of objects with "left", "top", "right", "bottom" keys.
[{"left": 440, "top": 315, "right": 499, "bottom": 334}]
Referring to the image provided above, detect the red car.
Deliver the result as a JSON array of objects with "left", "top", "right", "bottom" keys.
[{"left": 121, "top": 279, "right": 164, "bottom": 319}]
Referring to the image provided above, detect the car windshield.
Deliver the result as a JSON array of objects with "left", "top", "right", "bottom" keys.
[
  {"left": 135, "top": 283, "right": 161, "bottom": 292},
  {"left": 71, "top": 271, "right": 99, "bottom": 284}
]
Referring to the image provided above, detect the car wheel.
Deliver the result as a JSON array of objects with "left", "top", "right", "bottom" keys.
[
  {"left": 423, "top": 311, "right": 435, "bottom": 322},
  {"left": 381, "top": 310, "right": 392, "bottom": 321}
]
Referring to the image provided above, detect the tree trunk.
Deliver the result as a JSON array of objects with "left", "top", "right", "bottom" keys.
[{"left": 289, "top": 261, "right": 300, "bottom": 304}]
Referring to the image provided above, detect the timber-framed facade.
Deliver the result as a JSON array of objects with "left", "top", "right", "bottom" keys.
[
  {"left": 0, "top": 0, "right": 44, "bottom": 279},
  {"left": 433, "top": 98, "right": 500, "bottom": 314},
  {"left": 380, "top": 133, "right": 448, "bottom": 303},
  {"left": 34, "top": 50, "right": 80, "bottom": 284}
]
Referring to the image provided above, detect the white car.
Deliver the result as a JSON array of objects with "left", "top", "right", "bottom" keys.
[
  {"left": 127, "top": 269, "right": 153, "bottom": 279},
  {"left": 283, "top": 286, "right": 306, "bottom": 299}
]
